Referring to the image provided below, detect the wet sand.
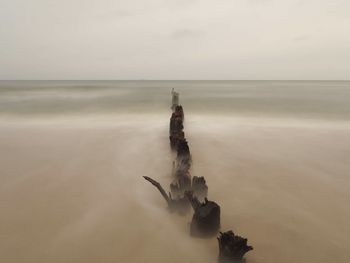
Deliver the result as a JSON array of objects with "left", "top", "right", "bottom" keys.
[{"left": 0, "top": 115, "right": 349, "bottom": 263}]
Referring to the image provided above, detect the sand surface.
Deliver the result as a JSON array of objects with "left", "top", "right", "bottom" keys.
[{"left": 1, "top": 115, "right": 349, "bottom": 263}]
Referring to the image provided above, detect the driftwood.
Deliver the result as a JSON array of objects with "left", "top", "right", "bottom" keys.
[
  {"left": 218, "top": 231, "right": 253, "bottom": 263},
  {"left": 186, "top": 191, "right": 221, "bottom": 237}
]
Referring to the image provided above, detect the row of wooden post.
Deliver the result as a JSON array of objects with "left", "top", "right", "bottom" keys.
[{"left": 144, "top": 90, "right": 253, "bottom": 262}]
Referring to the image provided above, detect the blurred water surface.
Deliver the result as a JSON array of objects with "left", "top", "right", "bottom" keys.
[
  {"left": 0, "top": 80, "right": 349, "bottom": 263},
  {"left": 1, "top": 80, "right": 350, "bottom": 119}
]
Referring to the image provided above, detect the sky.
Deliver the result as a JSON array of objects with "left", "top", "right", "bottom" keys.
[{"left": 0, "top": 0, "right": 349, "bottom": 80}]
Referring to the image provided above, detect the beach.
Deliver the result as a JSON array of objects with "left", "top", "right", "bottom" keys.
[{"left": 1, "top": 81, "right": 350, "bottom": 263}]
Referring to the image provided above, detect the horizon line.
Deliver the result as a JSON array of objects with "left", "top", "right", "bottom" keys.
[{"left": 1, "top": 79, "right": 350, "bottom": 82}]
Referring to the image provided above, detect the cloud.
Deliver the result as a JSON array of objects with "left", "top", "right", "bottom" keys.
[
  {"left": 1, "top": 0, "right": 350, "bottom": 79},
  {"left": 293, "top": 35, "right": 310, "bottom": 42},
  {"left": 94, "top": 9, "right": 132, "bottom": 20},
  {"left": 171, "top": 29, "right": 203, "bottom": 39}
]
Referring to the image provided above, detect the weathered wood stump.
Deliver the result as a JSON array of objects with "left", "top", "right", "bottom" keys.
[
  {"left": 169, "top": 105, "right": 185, "bottom": 149},
  {"left": 192, "top": 176, "right": 208, "bottom": 201},
  {"left": 186, "top": 192, "right": 220, "bottom": 237},
  {"left": 143, "top": 176, "right": 190, "bottom": 214},
  {"left": 170, "top": 175, "right": 208, "bottom": 201},
  {"left": 171, "top": 89, "right": 179, "bottom": 110},
  {"left": 177, "top": 138, "right": 190, "bottom": 156},
  {"left": 170, "top": 175, "right": 192, "bottom": 198},
  {"left": 217, "top": 231, "right": 253, "bottom": 263},
  {"left": 176, "top": 139, "right": 191, "bottom": 173}
]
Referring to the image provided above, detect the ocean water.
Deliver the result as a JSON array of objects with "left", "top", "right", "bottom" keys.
[
  {"left": 0, "top": 81, "right": 349, "bottom": 263},
  {"left": 1, "top": 80, "right": 350, "bottom": 119}
]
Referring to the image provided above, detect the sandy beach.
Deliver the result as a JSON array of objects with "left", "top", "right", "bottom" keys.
[{"left": 1, "top": 113, "right": 349, "bottom": 263}]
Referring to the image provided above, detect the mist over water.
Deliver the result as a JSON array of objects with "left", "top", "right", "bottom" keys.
[
  {"left": 1, "top": 81, "right": 350, "bottom": 263},
  {"left": 1, "top": 80, "right": 350, "bottom": 119}
]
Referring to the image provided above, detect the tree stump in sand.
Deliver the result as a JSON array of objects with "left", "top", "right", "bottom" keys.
[
  {"left": 186, "top": 192, "right": 220, "bottom": 237},
  {"left": 217, "top": 230, "right": 253, "bottom": 263}
]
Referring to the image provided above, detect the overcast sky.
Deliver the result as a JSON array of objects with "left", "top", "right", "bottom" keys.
[{"left": 1, "top": 0, "right": 349, "bottom": 80}]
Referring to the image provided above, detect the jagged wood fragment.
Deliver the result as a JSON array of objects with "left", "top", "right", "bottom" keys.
[
  {"left": 192, "top": 176, "right": 208, "bottom": 201},
  {"left": 143, "top": 176, "right": 190, "bottom": 214},
  {"left": 217, "top": 230, "right": 253, "bottom": 263},
  {"left": 171, "top": 88, "right": 179, "bottom": 110},
  {"left": 143, "top": 176, "right": 170, "bottom": 204},
  {"left": 169, "top": 107, "right": 185, "bottom": 149}
]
